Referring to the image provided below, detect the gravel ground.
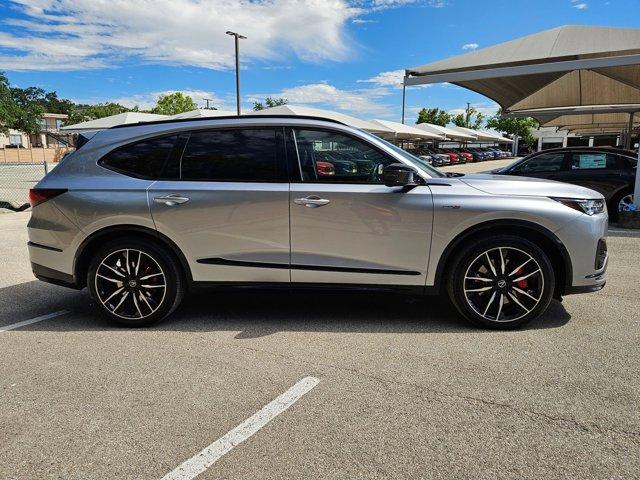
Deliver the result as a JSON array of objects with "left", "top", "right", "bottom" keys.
[{"left": 0, "top": 207, "right": 638, "bottom": 479}]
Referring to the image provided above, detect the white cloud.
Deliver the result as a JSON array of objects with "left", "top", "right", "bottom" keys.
[
  {"left": 572, "top": 1, "right": 588, "bottom": 8},
  {"left": 358, "top": 69, "right": 406, "bottom": 88},
  {"left": 0, "top": 0, "right": 446, "bottom": 72},
  {"left": 462, "top": 43, "right": 479, "bottom": 51},
  {"left": 249, "top": 82, "right": 394, "bottom": 116},
  {"left": 0, "top": 0, "right": 360, "bottom": 71}
]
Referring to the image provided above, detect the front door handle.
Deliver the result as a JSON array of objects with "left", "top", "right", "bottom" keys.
[
  {"left": 154, "top": 194, "right": 190, "bottom": 206},
  {"left": 294, "top": 196, "right": 330, "bottom": 208}
]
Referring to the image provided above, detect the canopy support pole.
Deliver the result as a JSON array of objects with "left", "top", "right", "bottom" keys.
[
  {"left": 635, "top": 137, "right": 640, "bottom": 208},
  {"left": 625, "top": 112, "right": 634, "bottom": 150},
  {"left": 401, "top": 80, "right": 407, "bottom": 125}
]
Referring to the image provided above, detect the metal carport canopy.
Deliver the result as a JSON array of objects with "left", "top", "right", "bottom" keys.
[{"left": 404, "top": 25, "right": 640, "bottom": 116}]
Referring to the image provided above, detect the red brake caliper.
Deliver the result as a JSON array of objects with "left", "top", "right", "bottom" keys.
[{"left": 514, "top": 268, "right": 528, "bottom": 289}]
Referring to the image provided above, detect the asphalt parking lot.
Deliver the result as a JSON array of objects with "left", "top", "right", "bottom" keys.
[{"left": 1, "top": 172, "right": 639, "bottom": 479}]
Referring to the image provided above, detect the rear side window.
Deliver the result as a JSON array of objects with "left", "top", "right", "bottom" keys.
[
  {"left": 100, "top": 135, "right": 178, "bottom": 179},
  {"left": 180, "top": 129, "right": 281, "bottom": 182}
]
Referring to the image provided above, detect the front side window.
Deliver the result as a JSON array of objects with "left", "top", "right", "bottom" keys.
[
  {"left": 180, "top": 129, "right": 281, "bottom": 182},
  {"left": 570, "top": 153, "right": 618, "bottom": 170},
  {"left": 292, "top": 129, "right": 396, "bottom": 183},
  {"left": 514, "top": 153, "right": 565, "bottom": 173},
  {"left": 100, "top": 135, "right": 178, "bottom": 179}
]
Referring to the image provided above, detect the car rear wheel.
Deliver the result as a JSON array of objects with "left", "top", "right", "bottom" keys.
[
  {"left": 88, "top": 239, "right": 185, "bottom": 327},
  {"left": 447, "top": 235, "right": 555, "bottom": 329},
  {"left": 608, "top": 189, "right": 633, "bottom": 222}
]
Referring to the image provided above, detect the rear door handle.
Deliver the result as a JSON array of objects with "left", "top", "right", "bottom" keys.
[
  {"left": 294, "top": 196, "right": 330, "bottom": 208},
  {"left": 154, "top": 194, "right": 190, "bottom": 206}
]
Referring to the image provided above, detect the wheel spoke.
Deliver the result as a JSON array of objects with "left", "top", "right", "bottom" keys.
[
  {"left": 140, "top": 272, "right": 163, "bottom": 281},
  {"left": 102, "top": 287, "right": 124, "bottom": 305},
  {"left": 141, "top": 284, "right": 165, "bottom": 289},
  {"left": 483, "top": 291, "right": 497, "bottom": 316},
  {"left": 97, "top": 273, "right": 122, "bottom": 284},
  {"left": 466, "top": 286, "right": 493, "bottom": 293},
  {"left": 508, "top": 258, "right": 532, "bottom": 277},
  {"left": 465, "top": 276, "right": 493, "bottom": 282},
  {"left": 132, "top": 293, "right": 143, "bottom": 318},
  {"left": 139, "top": 291, "right": 153, "bottom": 312},
  {"left": 134, "top": 250, "right": 141, "bottom": 276},
  {"left": 512, "top": 286, "right": 540, "bottom": 302},
  {"left": 485, "top": 252, "right": 497, "bottom": 276},
  {"left": 495, "top": 294, "right": 504, "bottom": 321},
  {"left": 112, "top": 291, "right": 129, "bottom": 313},
  {"left": 102, "top": 263, "right": 125, "bottom": 278},
  {"left": 512, "top": 269, "right": 540, "bottom": 283},
  {"left": 125, "top": 250, "right": 131, "bottom": 274},
  {"left": 508, "top": 291, "right": 530, "bottom": 313},
  {"left": 499, "top": 248, "right": 505, "bottom": 274}
]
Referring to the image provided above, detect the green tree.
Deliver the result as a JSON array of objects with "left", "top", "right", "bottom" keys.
[
  {"left": 151, "top": 92, "right": 197, "bottom": 115},
  {"left": 253, "top": 97, "right": 288, "bottom": 111},
  {"left": 486, "top": 108, "right": 538, "bottom": 144},
  {"left": 416, "top": 107, "right": 450, "bottom": 126},
  {"left": 63, "top": 102, "right": 131, "bottom": 127},
  {"left": 0, "top": 72, "right": 16, "bottom": 135},
  {"left": 452, "top": 107, "right": 485, "bottom": 130}
]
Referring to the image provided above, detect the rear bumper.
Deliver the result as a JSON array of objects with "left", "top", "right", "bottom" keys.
[{"left": 31, "top": 262, "right": 80, "bottom": 289}]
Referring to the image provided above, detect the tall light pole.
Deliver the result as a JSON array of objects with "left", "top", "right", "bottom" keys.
[{"left": 226, "top": 31, "right": 246, "bottom": 116}]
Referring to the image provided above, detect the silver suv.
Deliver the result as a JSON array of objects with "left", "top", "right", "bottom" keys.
[{"left": 27, "top": 115, "right": 608, "bottom": 328}]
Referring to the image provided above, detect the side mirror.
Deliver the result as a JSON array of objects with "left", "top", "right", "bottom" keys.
[{"left": 383, "top": 163, "right": 420, "bottom": 188}]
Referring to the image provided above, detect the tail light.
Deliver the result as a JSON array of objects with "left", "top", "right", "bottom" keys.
[
  {"left": 28, "top": 188, "right": 67, "bottom": 208},
  {"left": 316, "top": 161, "right": 335, "bottom": 176}
]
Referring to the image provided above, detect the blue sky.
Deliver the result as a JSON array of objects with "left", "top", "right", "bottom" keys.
[{"left": 0, "top": 0, "right": 638, "bottom": 123}]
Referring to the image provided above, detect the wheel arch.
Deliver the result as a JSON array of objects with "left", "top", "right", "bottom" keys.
[
  {"left": 74, "top": 225, "right": 192, "bottom": 289},
  {"left": 434, "top": 219, "right": 572, "bottom": 297}
]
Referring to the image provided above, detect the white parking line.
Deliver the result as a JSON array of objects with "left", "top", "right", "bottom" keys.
[
  {"left": 0, "top": 310, "right": 69, "bottom": 333},
  {"left": 160, "top": 376, "right": 320, "bottom": 480}
]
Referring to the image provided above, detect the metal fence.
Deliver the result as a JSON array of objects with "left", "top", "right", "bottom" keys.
[{"left": 0, "top": 162, "right": 48, "bottom": 211}]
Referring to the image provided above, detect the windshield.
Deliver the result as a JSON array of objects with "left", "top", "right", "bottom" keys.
[{"left": 358, "top": 130, "right": 445, "bottom": 178}]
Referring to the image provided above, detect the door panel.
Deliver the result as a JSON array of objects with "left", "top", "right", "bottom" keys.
[
  {"left": 562, "top": 152, "right": 627, "bottom": 199},
  {"left": 150, "top": 181, "right": 290, "bottom": 282},
  {"left": 290, "top": 183, "right": 433, "bottom": 286}
]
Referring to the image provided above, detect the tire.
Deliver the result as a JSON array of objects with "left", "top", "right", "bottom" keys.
[
  {"left": 87, "top": 239, "right": 185, "bottom": 327},
  {"left": 447, "top": 235, "right": 555, "bottom": 329},
  {"left": 608, "top": 189, "right": 633, "bottom": 222}
]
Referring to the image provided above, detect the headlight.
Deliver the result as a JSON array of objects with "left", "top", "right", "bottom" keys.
[{"left": 552, "top": 198, "right": 606, "bottom": 216}]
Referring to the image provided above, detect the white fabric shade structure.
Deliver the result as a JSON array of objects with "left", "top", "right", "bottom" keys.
[
  {"left": 370, "top": 119, "right": 444, "bottom": 140},
  {"left": 61, "top": 112, "right": 168, "bottom": 132},
  {"left": 171, "top": 108, "right": 236, "bottom": 119},
  {"left": 413, "top": 122, "right": 475, "bottom": 141},
  {"left": 445, "top": 126, "right": 513, "bottom": 143},
  {"left": 250, "top": 104, "right": 394, "bottom": 134},
  {"left": 405, "top": 25, "right": 640, "bottom": 122}
]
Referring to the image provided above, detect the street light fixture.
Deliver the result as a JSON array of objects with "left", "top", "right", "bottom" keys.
[{"left": 226, "top": 31, "right": 247, "bottom": 116}]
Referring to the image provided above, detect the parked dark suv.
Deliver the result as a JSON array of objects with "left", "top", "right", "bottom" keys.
[{"left": 493, "top": 147, "right": 637, "bottom": 220}]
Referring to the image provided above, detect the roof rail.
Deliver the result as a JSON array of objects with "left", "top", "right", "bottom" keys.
[{"left": 109, "top": 114, "right": 347, "bottom": 130}]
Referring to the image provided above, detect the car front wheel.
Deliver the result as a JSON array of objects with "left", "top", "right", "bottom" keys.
[
  {"left": 447, "top": 235, "right": 555, "bottom": 329},
  {"left": 88, "top": 239, "right": 185, "bottom": 327}
]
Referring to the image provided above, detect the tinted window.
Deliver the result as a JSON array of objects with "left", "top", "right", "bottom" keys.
[
  {"left": 293, "top": 129, "right": 396, "bottom": 183},
  {"left": 570, "top": 153, "right": 618, "bottom": 170},
  {"left": 100, "top": 135, "right": 178, "bottom": 179},
  {"left": 180, "top": 129, "right": 280, "bottom": 181},
  {"left": 514, "top": 153, "right": 564, "bottom": 173}
]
